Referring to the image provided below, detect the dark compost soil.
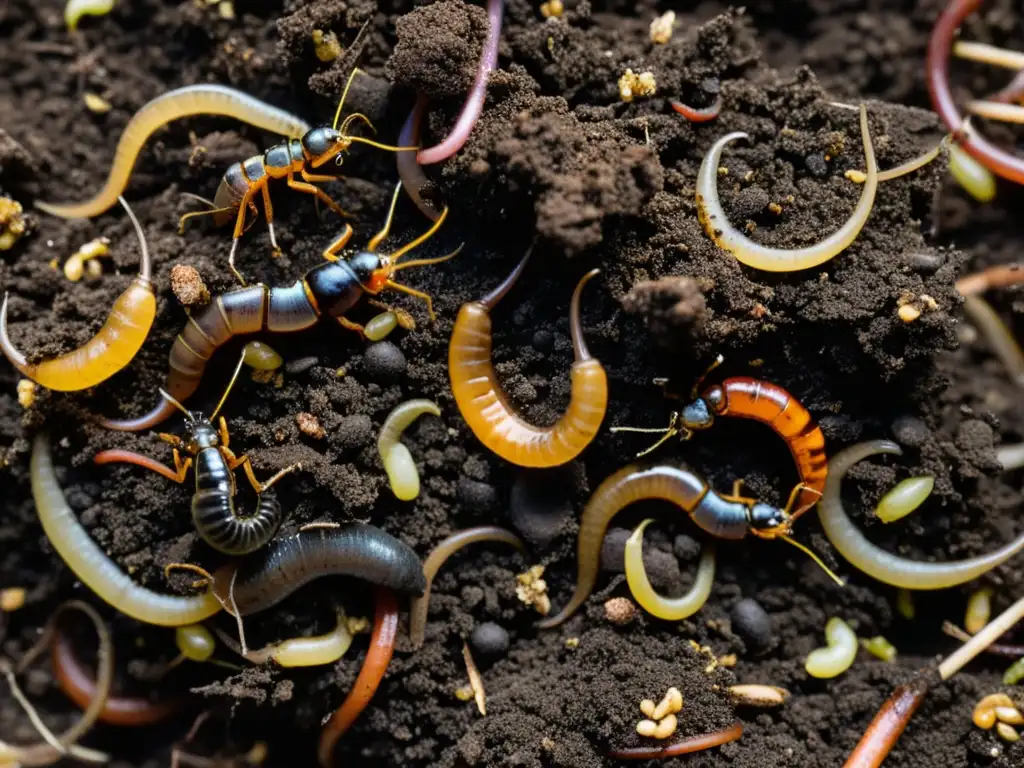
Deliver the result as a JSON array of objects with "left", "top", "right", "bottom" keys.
[{"left": 2, "top": 0, "right": 1024, "bottom": 766}]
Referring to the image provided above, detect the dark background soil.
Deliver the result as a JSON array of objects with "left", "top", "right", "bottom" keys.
[{"left": 2, "top": 0, "right": 1024, "bottom": 765}]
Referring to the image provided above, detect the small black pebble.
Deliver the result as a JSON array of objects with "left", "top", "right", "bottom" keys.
[
  {"left": 364, "top": 341, "right": 407, "bottom": 382},
  {"left": 804, "top": 152, "right": 829, "bottom": 178},
  {"left": 891, "top": 415, "right": 930, "bottom": 448},
  {"left": 731, "top": 598, "right": 775, "bottom": 655},
  {"left": 470, "top": 622, "right": 510, "bottom": 659},
  {"left": 532, "top": 329, "right": 554, "bottom": 353},
  {"left": 734, "top": 186, "right": 770, "bottom": 219},
  {"left": 285, "top": 356, "right": 318, "bottom": 375},
  {"left": 673, "top": 533, "right": 701, "bottom": 562}
]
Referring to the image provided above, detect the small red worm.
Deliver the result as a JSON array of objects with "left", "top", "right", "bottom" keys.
[
  {"left": 927, "top": 0, "right": 1024, "bottom": 183},
  {"left": 51, "top": 628, "right": 179, "bottom": 726},
  {"left": 609, "top": 720, "right": 743, "bottom": 760},
  {"left": 670, "top": 96, "right": 722, "bottom": 123},
  {"left": 842, "top": 679, "right": 929, "bottom": 768},
  {"left": 317, "top": 587, "right": 399, "bottom": 767}
]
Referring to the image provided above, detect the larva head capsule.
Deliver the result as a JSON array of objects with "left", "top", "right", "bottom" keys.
[{"left": 747, "top": 502, "right": 789, "bottom": 538}]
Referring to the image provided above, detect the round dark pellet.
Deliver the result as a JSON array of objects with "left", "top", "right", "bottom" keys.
[
  {"left": 731, "top": 598, "right": 775, "bottom": 655},
  {"left": 805, "top": 153, "right": 829, "bottom": 178},
  {"left": 891, "top": 415, "right": 930, "bottom": 448},
  {"left": 364, "top": 341, "right": 407, "bottom": 382},
  {"left": 470, "top": 622, "right": 510, "bottom": 659}
]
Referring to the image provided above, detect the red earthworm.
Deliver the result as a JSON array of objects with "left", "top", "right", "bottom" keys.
[
  {"left": 51, "top": 628, "right": 179, "bottom": 726},
  {"left": 927, "top": 0, "right": 1024, "bottom": 183},
  {"left": 609, "top": 720, "right": 743, "bottom": 760},
  {"left": 417, "top": 0, "right": 504, "bottom": 164},
  {"left": 316, "top": 587, "right": 398, "bottom": 767},
  {"left": 670, "top": 96, "right": 722, "bottom": 122},
  {"left": 842, "top": 679, "right": 930, "bottom": 768}
]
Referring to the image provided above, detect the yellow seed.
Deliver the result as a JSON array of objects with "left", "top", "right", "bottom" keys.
[
  {"left": 995, "top": 706, "right": 1024, "bottom": 725},
  {"left": 965, "top": 588, "right": 993, "bottom": 634},
  {"left": 455, "top": 686, "right": 474, "bottom": 701},
  {"left": 996, "top": 722, "right": 1020, "bottom": 742},
  {"left": 83, "top": 92, "right": 112, "bottom": 113},
  {"left": 85, "top": 258, "right": 103, "bottom": 280},
  {"left": 898, "top": 304, "right": 921, "bottom": 323},
  {"left": 17, "top": 379, "right": 36, "bottom": 409},
  {"left": 243, "top": 341, "right": 284, "bottom": 371},
  {"left": 949, "top": 144, "right": 996, "bottom": 203},
  {"left": 639, "top": 699, "right": 656, "bottom": 718},
  {"left": 845, "top": 169, "right": 868, "bottom": 183},
  {"left": 653, "top": 714, "right": 678, "bottom": 739},
  {"left": 364, "top": 311, "right": 399, "bottom": 341},
  {"left": 860, "top": 635, "right": 897, "bottom": 662},
  {"left": 876, "top": 476, "right": 934, "bottom": 523},
  {"left": 978, "top": 693, "right": 1015, "bottom": 712},
  {"left": 728, "top": 684, "right": 790, "bottom": 708},
  {"left": 636, "top": 719, "right": 658, "bottom": 737},
  {"left": 975, "top": 707, "right": 997, "bottom": 729},
  {"left": 175, "top": 624, "right": 216, "bottom": 662},
  {"left": 564, "top": 637, "right": 579, "bottom": 649},
  {"left": 0, "top": 587, "right": 26, "bottom": 612},
  {"left": 218, "top": 0, "right": 235, "bottom": 20}
]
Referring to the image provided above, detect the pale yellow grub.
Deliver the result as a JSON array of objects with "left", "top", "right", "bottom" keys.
[
  {"left": 639, "top": 699, "right": 657, "bottom": 718},
  {"left": 653, "top": 714, "right": 678, "bottom": 739},
  {"left": 378, "top": 399, "right": 441, "bottom": 501},
  {"left": 636, "top": 719, "right": 658, "bottom": 737},
  {"left": 805, "top": 617, "right": 858, "bottom": 679}
]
